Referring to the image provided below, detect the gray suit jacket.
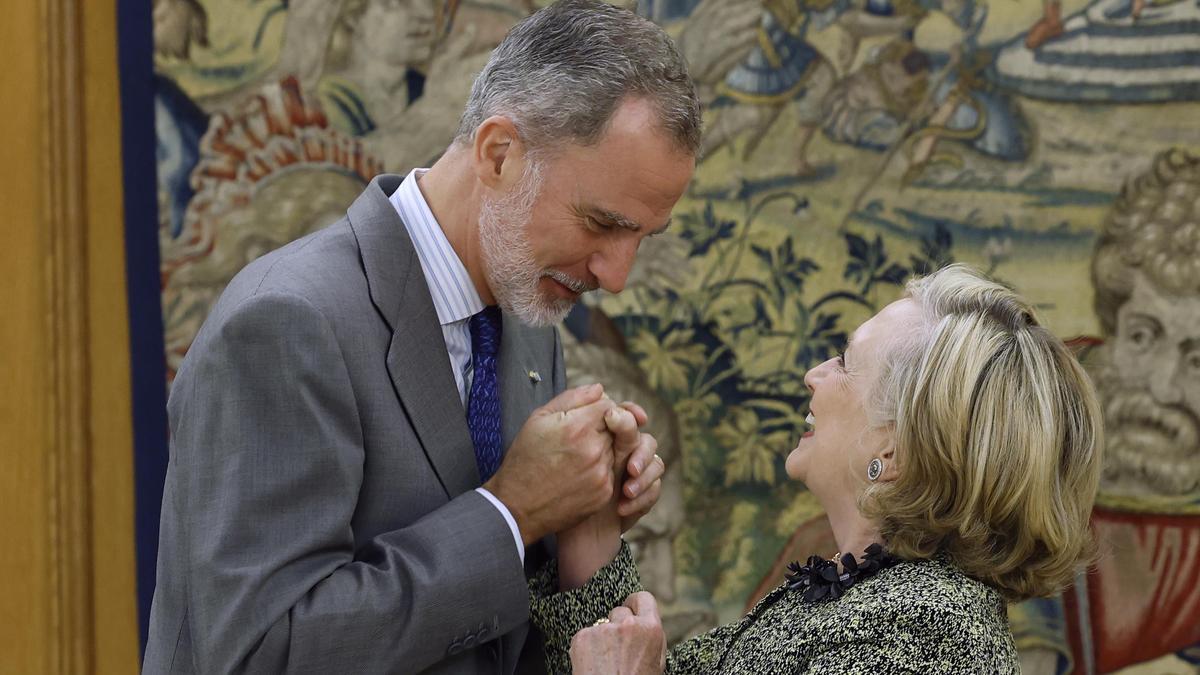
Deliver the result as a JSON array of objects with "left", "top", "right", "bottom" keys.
[{"left": 144, "top": 175, "right": 565, "bottom": 674}]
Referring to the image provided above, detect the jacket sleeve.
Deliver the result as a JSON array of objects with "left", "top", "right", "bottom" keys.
[
  {"left": 167, "top": 291, "right": 529, "bottom": 673},
  {"left": 528, "top": 541, "right": 755, "bottom": 675},
  {"left": 528, "top": 541, "right": 643, "bottom": 673}
]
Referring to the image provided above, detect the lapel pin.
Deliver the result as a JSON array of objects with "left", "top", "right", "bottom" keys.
[{"left": 527, "top": 370, "right": 542, "bottom": 383}]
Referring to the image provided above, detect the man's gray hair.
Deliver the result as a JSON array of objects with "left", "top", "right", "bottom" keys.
[{"left": 455, "top": 0, "right": 701, "bottom": 157}]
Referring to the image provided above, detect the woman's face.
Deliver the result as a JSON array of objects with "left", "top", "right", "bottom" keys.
[{"left": 786, "top": 299, "right": 921, "bottom": 497}]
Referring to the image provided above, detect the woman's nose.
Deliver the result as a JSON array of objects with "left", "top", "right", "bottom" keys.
[{"left": 803, "top": 361, "right": 826, "bottom": 393}]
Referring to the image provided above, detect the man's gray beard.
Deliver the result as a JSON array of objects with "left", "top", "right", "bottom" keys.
[
  {"left": 478, "top": 165, "right": 578, "bottom": 328},
  {"left": 1094, "top": 367, "right": 1200, "bottom": 497}
]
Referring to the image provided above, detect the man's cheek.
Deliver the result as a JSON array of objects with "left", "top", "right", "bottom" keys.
[
  {"left": 1112, "top": 345, "right": 1149, "bottom": 381},
  {"left": 1181, "top": 388, "right": 1200, "bottom": 418}
]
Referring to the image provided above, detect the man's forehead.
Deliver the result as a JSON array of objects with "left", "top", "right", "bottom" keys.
[
  {"left": 1128, "top": 270, "right": 1200, "bottom": 306},
  {"left": 1126, "top": 270, "right": 1200, "bottom": 333},
  {"left": 560, "top": 103, "right": 695, "bottom": 213},
  {"left": 563, "top": 152, "right": 690, "bottom": 209}
]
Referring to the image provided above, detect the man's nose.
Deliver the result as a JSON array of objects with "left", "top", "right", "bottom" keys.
[
  {"left": 588, "top": 241, "right": 639, "bottom": 295},
  {"left": 1149, "top": 356, "right": 1185, "bottom": 406}
]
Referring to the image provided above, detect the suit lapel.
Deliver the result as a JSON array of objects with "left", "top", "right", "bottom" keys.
[
  {"left": 498, "top": 320, "right": 555, "bottom": 669},
  {"left": 498, "top": 313, "right": 552, "bottom": 451},
  {"left": 386, "top": 318, "right": 481, "bottom": 498},
  {"left": 349, "top": 175, "right": 480, "bottom": 499}
]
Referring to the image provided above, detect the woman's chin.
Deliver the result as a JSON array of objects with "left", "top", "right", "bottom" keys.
[{"left": 785, "top": 447, "right": 807, "bottom": 481}]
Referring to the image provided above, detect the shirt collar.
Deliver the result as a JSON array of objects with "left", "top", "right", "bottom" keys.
[{"left": 388, "top": 169, "right": 485, "bottom": 326}]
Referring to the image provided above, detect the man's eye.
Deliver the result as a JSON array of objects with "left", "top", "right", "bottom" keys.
[
  {"left": 1186, "top": 350, "right": 1200, "bottom": 374},
  {"left": 1130, "top": 327, "right": 1155, "bottom": 348}
]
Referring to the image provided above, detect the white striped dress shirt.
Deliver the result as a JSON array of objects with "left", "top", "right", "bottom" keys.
[
  {"left": 388, "top": 168, "right": 524, "bottom": 562},
  {"left": 389, "top": 169, "right": 484, "bottom": 406}
]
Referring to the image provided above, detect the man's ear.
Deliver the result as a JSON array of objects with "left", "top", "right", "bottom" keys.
[{"left": 471, "top": 115, "right": 527, "bottom": 191}]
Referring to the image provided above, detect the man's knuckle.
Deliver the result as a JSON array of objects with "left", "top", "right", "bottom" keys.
[{"left": 567, "top": 424, "right": 586, "bottom": 443}]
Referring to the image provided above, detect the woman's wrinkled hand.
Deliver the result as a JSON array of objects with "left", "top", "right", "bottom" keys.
[{"left": 569, "top": 592, "right": 667, "bottom": 675}]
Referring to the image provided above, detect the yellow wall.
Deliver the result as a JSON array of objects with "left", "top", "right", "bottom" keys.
[
  {"left": 0, "top": 0, "right": 52, "bottom": 669},
  {"left": 0, "top": 0, "right": 139, "bottom": 671}
]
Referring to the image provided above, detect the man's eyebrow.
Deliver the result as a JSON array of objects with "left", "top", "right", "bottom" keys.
[
  {"left": 583, "top": 205, "right": 672, "bottom": 235},
  {"left": 1126, "top": 312, "right": 1163, "bottom": 326}
]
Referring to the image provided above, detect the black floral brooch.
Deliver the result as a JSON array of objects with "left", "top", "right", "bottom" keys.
[{"left": 785, "top": 543, "right": 899, "bottom": 602}]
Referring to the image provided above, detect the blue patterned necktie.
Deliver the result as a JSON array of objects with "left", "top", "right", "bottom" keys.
[{"left": 467, "top": 306, "right": 503, "bottom": 482}]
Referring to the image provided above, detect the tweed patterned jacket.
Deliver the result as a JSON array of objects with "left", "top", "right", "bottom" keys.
[{"left": 529, "top": 543, "right": 1018, "bottom": 674}]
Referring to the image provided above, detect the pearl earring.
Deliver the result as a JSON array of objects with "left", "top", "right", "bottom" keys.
[{"left": 867, "top": 458, "right": 883, "bottom": 482}]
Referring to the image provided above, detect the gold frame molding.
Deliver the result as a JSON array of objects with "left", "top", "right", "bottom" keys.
[
  {"left": 42, "top": 0, "right": 95, "bottom": 671},
  {"left": 0, "top": 0, "right": 139, "bottom": 670}
]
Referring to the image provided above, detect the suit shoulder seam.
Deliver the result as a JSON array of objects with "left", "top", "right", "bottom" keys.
[{"left": 249, "top": 230, "right": 327, "bottom": 296}]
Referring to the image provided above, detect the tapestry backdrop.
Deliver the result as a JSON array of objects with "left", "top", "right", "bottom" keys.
[{"left": 147, "top": 0, "right": 1200, "bottom": 671}]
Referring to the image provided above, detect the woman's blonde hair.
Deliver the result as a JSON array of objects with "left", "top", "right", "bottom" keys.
[{"left": 862, "top": 264, "right": 1102, "bottom": 601}]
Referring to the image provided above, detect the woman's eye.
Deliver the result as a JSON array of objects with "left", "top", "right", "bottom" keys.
[{"left": 837, "top": 351, "right": 846, "bottom": 368}]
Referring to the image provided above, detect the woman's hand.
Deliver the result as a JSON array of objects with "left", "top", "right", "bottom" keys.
[
  {"left": 614, "top": 402, "right": 665, "bottom": 534},
  {"left": 570, "top": 592, "right": 667, "bottom": 675},
  {"left": 556, "top": 404, "right": 665, "bottom": 589}
]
